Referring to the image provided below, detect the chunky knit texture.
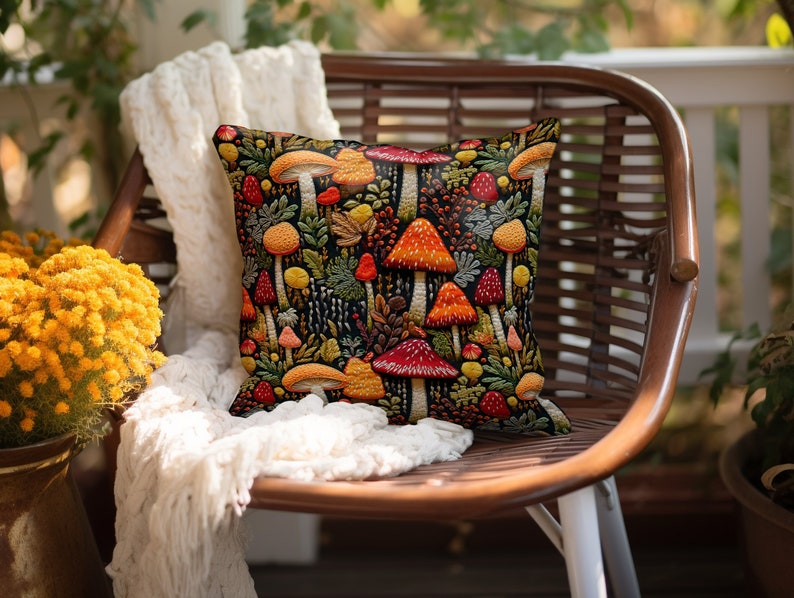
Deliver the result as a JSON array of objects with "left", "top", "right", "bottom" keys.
[{"left": 108, "top": 41, "right": 472, "bottom": 598}]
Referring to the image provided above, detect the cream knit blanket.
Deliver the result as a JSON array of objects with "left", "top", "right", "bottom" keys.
[{"left": 107, "top": 41, "right": 472, "bottom": 598}]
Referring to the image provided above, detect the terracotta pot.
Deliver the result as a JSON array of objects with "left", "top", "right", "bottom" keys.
[
  {"left": 719, "top": 431, "right": 794, "bottom": 598},
  {"left": 0, "top": 434, "right": 113, "bottom": 598}
]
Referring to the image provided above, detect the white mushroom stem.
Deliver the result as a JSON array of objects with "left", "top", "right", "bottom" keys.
[
  {"left": 396, "top": 164, "right": 418, "bottom": 223},
  {"left": 365, "top": 281, "right": 375, "bottom": 331},
  {"left": 489, "top": 304, "right": 508, "bottom": 353},
  {"left": 451, "top": 324, "right": 462, "bottom": 361},
  {"left": 408, "top": 271, "right": 427, "bottom": 324},
  {"left": 530, "top": 167, "right": 546, "bottom": 215},
  {"left": 285, "top": 347, "right": 294, "bottom": 368},
  {"left": 409, "top": 377, "right": 428, "bottom": 423},
  {"left": 264, "top": 307, "right": 278, "bottom": 352},
  {"left": 299, "top": 171, "right": 318, "bottom": 219},
  {"left": 309, "top": 384, "right": 328, "bottom": 403},
  {"left": 274, "top": 256, "right": 289, "bottom": 311},
  {"left": 504, "top": 254, "right": 515, "bottom": 309}
]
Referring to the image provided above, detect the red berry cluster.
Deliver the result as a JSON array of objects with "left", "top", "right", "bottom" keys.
[{"left": 420, "top": 179, "right": 479, "bottom": 251}]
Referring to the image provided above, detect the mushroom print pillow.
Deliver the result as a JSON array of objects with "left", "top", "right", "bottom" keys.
[{"left": 213, "top": 119, "right": 571, "bottom": 434}]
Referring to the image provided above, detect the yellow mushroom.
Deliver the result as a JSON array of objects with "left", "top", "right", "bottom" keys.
[
  {"left": 513, "top": 265, "right": 531, "bottom": 288},
  {"left": 218, "top": 143, "right": 238, "bottom": 163},
  {"left": 284, "top": 266, "right": 310, "bottom": 289},
  {"left": 461, "top": 361, "right": 483, "bottom": 382},
  {"left": 455, "top": 149, "right": 477, "bottom": 164}
]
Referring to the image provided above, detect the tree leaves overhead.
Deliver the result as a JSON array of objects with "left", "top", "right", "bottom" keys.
[{"left": 239, "top": 0, "right": 634, "bottom": 59}]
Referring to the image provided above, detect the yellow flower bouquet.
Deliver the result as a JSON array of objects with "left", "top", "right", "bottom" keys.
[{"left": 0, "top": 230, "right": 166, "bottom": 449}]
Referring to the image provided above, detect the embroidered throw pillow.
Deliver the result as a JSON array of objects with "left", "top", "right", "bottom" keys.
[{"left": 213, "top": 120, "right": 570, "bottom": 434}]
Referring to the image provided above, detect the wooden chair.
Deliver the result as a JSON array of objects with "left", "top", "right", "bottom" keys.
[{"left": 93, "top": 54, "right": 698, "bottom": 598}]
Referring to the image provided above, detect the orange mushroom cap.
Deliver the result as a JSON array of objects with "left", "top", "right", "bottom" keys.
[
  {"left": 241, "top": 288, "right": 257, "bottom": 321},
  {"left": 515, "top": 372, "right": 545, "bottom": 400},
  {"left": 492, "top": 219, "right": 527, "bottom": 254},
  {"left": 281, "top": 363, "right": 348, "bottom": 393},
  {"left": 278, "top": 326, "right": 302, "bottom": 349},
  {"left": 332, "top": 148, "right": 376, "bottom": 185},
  {"left": 507, "top": 141, "right": 556, "bottom": 180},
  {"left": 342, "top": 357, "right": 386, "bottom": 400},
  {"left": 507, "top": 325, "right": 523, "bottom": 351},
  {"left": 269, "top": 150, "right": 338, "bottom": 184},
  {"left": 424, "top": 281, "right": 478, "bottom": 328},
  {"left": 262, "top": 222, "right": 300, "bottom": 256},
  {"left": 382, "top": 218, "right": 456, "bottom": 274}
]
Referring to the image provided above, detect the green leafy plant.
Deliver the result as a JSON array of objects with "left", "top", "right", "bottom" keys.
[
  {"left": 703, "top": 310, "right": 794, "bottom": 506},
  {"left": 181, "top": 0, "right": 633, "bottom": 58},
  {"left": 413, "top": 0, "right": 632, "bottom": 58}
]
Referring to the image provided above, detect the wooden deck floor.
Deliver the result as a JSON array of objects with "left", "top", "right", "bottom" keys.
[
  {"left": 250, "top": 509, "right": 746, "bottom": 597},
  {"left": 251, "top": 546, "right": 743, "bottom": 597}
]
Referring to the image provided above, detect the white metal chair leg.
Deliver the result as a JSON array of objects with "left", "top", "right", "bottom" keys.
[
  {"left": 596, "top": 476, "right": 641, "bottom": 598},
  {"left": 558, "top": 485, "right": 608, "bottom": 598}
]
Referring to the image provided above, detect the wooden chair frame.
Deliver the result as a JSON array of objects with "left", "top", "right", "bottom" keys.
[{"left": 94, "top": 54, "right": 698, "bottom": 597}]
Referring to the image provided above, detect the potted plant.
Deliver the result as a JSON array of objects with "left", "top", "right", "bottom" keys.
[
  {"left": 0, "top": 229, "right": 165, "bottom": 596},
  {"left": 704, "top": 311, "right": 794, "bottom": 597}
]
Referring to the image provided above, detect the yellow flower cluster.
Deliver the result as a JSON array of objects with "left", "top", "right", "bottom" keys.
[
  {"left": 0, "top": 230, "right": 82, "bottom": 268},
  {"left": 1, "top": 232, "right": 166, "bottom": 448}
]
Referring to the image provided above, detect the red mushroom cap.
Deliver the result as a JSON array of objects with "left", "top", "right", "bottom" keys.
[
  {"left": 461, "top": 343, "right": 483, "bottom": 361},
  {"left": 215, "top": 125, "right": 238, "bottom": 141},
  {"left": 364, "top": 145, "right": 453, "bottom": 165},
  {"left": 254, "top": 271, "right": 277, "bottom": 305},
  {"left": 459, "top": 139, "right": 482, "bottom": 150},
  {"left": 355, "top": 253, "right": 377, "bottom": 282},
  {"left": 242, "top": 175, "right": 264, "bottom": 206},
  {"left": 240, "top": 339, "right": 257, "bottom": 355},
  {"left": 480, "top": 390, "right": 510, "bottom": 418},
  {"left": 253, "top": 381, "right": 276, "bottom": 405},
  {"left": 371, "top": 338, "right": 458, "bottom": 379},
  {"left": 513, "top": 123, "right": 538, "bottom": 135},
  {"left": 470, "top": 171, "right": 498, "bottom": 203},
  {"left": 474, "top": 267, "right": 505, "bottom": 305},
  {"left": 317, "top": 187, "right": 341, "bottom": 206}
]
